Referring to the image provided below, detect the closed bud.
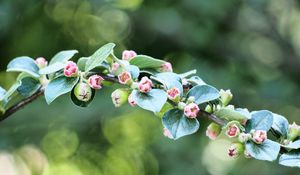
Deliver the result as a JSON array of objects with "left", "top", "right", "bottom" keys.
[
  {"left": 187, "top": 96, "right": 195, "bottom": 104},
  {"left": 225, "top": 121, "right": 241, "bottom": 138},
  {"left": 206, "top": 123, "right": 221, "bottom": 140},
  {"left": 64, "top": 61, "right": 78, "bottom": 77},
  {"left": 228, "top": 142, "right": 244, "bottom": 158},
  {"left": 35, "top": 57, "right": 48, "bottom": 69},
  {"left": 88, "top": 75, "right": 104, "bottom": 89},
  {"left": 238, "top": 133, "right": 251, "bottom": 143},
  {"left": 167, "top": 87, "right": 180, "bottom": 102},
  {"left": 160, "top": 62, "right": 173, "bottom": 72},
  {"left": 111, "top": 62, "right": 120, "bottom": 73},
  {"left": 138, "top": 76, "right": 153, "bottom": 93},
  {"left": 252, "top": 130, "right": 267, "bottom": 144},
  {"left": 111, "top": 89, "right": 129, "bottom": 107},
  {"left": 205, "top": 105, "right": 213, "bottom": 113},
  {"left": 220, "top": 89, "right": 233, "bottom": 106},
  {"left": 118, "top": 71, "right": 132, "bottom": 85},
  {"left": 184, "top": 103, "right": 200, "bottom": 118},
  {"left": 163, "top": 128, "right": 174, "bottom": 139},
  {"left": 178, "top": 102, "right": 186, "bottom": 110},
  {"left": 74, "top": 82, "right": 92, "bottom": 102},
  {"left": 128, "top": 94, "right": 137, "bottom": 107},
  {"left": 288, "top": 122, "right": 300, "bottom": 141},
  {"left": 122, "top": 50, "right": 137, "bottom": 61}
]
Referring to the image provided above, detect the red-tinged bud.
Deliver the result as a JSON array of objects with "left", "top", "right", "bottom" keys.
[
  {"left": 160, "top": 62, "right": 173, "bottom": 72},
  {"left": 163, "top": 128, "right": 173, "bottom": 139},
  {"left": 74, "top": 82, "right": 92, "bottom": 102},
  {"left": 252, "top": 130, "right": 267, "bottom": 144},
  {"left": 206, "top": 123, "right": 221, "bottom": 140},
  {"left": 228, "top": 142, "right": 244, "bottom": 158},
  {"left": 111, "top": 89, "right": 129, "bottom": 107},
  {"left": 225, "top": 122, "right": 241, "bottom": 138},
  {"left": 118, "top": 71, "right": 132, "bottom": 85},
  {"left": 138, "top": 76, "right": 153, "bottom": 93},
  {"left": 167, "top": 87, "right": 180, "bottom": 102},
  {"left": 35, "top": 57, "right": 48, "bottom": 69},
  {"left": 64, "top": 61, "right": 78, "bottom": 77},
  {"left": 288, "top": 122, "right": 300, "bottom": 141},
  {"left": 88, "top": 75, "right": 104, "bottom": 89},
  {"left": 184, "top": 103, "right": 199, "bottom": 118},
  {"left": 128, "top": 94, "right": 137, "bottom": 107},
  {"left": 122, "top": 50, "right": 137, "bottom": 61}
]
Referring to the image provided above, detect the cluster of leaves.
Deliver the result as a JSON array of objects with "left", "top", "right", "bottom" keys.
[{"left": 1, "top": 43, "right": 300, "bottom": 168}]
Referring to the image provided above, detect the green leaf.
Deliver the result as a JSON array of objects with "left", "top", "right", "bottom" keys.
[
  {"left": 155, "top": 102, "right": 173, "bottom": 118},
  {"left": 17, "top": 77, "right": 41, "bottom": 97},
  {"left": 7, "top": 56, "right": 40, "bottom": 78},
  {"left": 0, "top": 86, "right": 6, "bottom": 101},
  {"left": 85, "top": 43, "right": 115, "bottom": 72},
  {"left": 45, "top": 76, "right": 79, "bottom": 104},
  {"left": 246, "top": 110, "right": 273, "bottom": 132},
  {"left": 77, "top": 57, "right": 89, "bottom": 71},
  {"left": 152, "top": 72, "right": 183, "bottom": 94},
  {"left": 2, "top": 81, "right": 22, "bottom": 103},
  {"left": 245, "top": 139, "right": 281, "bottom": 161},
  {"left": 215, "top": 107, "right": 248, "bottom": 123},
  {"left": 49, "top": 50, "right": 78, "bottom": 65},
  {"left": 39, "top": 62, "right": 65, "bottom": 75},
  {"left": 187, "top": 76, "right": 206, "bottom": 86},
  {"left": 179, "top": 69, "right": 197, "bottom": 78},
  {"left": 272, "top": 113, "right": 289, "bottom": 137},
  {"left": 283, "top": 140, "right": 300, "bottom": 149},
  {"left": 127, "top": 65, "right": 140, "bottom": 79},
  {"left": 279, "top": 151, "right": 300, "bottom": 167},
  {"left": 162, "top": 109, "right": 200, "bottom": 140},
  {"left": 71, "top": 88, "right": 95, "bottom": 107},
  {"left": 131, "top": 89, "right": 167, "bottom": 113},
  {"left": 130, "top": 55, "right": 166, "bottom": 69},
  {"left": 186, "top": 85, "right": 219, "bottom": 105}
]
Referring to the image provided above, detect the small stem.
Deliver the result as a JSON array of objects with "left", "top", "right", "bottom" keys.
[{"left": 200, "top": 109, "right": 227, "bottom": 126}]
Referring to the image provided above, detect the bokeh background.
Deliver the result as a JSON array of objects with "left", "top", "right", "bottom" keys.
[{"left": 0, "top": 0, "right": 300, "bottom": 174}]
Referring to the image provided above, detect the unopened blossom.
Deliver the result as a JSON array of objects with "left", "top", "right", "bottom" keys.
[
  {"left": 226, "top": 123, "right": 240, "bottom": 138},
  {"left": 128, "top": 94, "right": 137, "bottom": 107},
  {"left": 219, "top": 89, "right": 233, "bottom": 106},
  {"left": 252, "top": 130, "right": 267, "bottom": 144},
  {"left": 167, "top": 87, "right": 180, "bottom": 102},
  {"left": 138, "top": 76, "right": 153, "bottom": 93},
  {"left": 64, "top": 61, "right": 78, "bottom": 77},
  {"left": 163, "top": 128, "right": 173, "bottom": 139},
  {"left": 111, "top": 62, "right": 120, "bottom": 72},
  {"left": 74, "top": 83, "right": 92, "bottom": 102},
  {"left": 184, "top": 103, "right": 200, "bottom": 118},
  {"left": 288, "top": 122, "right": 300, "bottom": 141},
  {"left": 160, "top": 62, "right": 173, "bottom": 72},
  {"left": 88, "top": 75, "right": 104, "bottom": 89},
  {"left": 35, "top": 57, "right": 48, "bottom": 68},
  {"left": 118, "top": 71, "right": 132, "bottom": 85},
  {"left": 111, "top": 89, "right": 129, "bottom": 107},
  {"left": 122, "top": 50, "right": 137, "bottom": 61},
  {"left": 228, "top": 143, "right": 244, "bottom": 158},
  {"left": 206, "top": 122, "right": 221, "bottom": 140}
]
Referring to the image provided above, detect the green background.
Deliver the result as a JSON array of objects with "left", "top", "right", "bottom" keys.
[{"left": 0, "top": 0, "right": 300, "bottom": 174}]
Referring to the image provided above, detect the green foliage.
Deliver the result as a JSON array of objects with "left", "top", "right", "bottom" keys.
[
  {"left": 0, "top": 86, "right": 6, "bottom": 101},
  {"left": 279, "top": 151, "right": 300, "bottom": 167},
  {"left": 245, "top": 139, "right": 281, "bottom": 161},
  {"left": 49, "top": 50, "right": 78, "bottom": 65},
  {"left": 7, "top": 56, "right": 40, "bottom": 78},
  {"left": 39, "top": 62, "right": 65, "bottom": 75},
  {"left": 246, "top": 110, "right": 274, "bottom": 132},
  {"left": 17, "top": 77, "right": 41, "bottom": 97},
  {"left": 283, "top": 140, "right": 300, "bottom": 149},
  {"left": 215, "top": 108, "right": 248, "bottom": 123},
  {"left": 130, "top": 55, "right": 166, "bottom": 69},
  {"left": 186, "top": 85, "right": 219, "bottom": 105},
  {"left": 152, "top": 72, "right": 183, "bottom": 93},
  {"left": 272, "top": 113, "right": 289, "bottom": 137}
]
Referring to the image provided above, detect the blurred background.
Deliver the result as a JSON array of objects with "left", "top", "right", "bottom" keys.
[{"left": 0, "top": 0, "right": 300, "bottom": 174}]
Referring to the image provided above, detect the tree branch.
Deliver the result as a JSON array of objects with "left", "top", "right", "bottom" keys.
[{"left": 200, "top": 110, "right": 227, "bottom": 126}]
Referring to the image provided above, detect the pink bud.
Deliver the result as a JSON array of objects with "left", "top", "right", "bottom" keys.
[
  {"left": 160, "top": 62, "right": 173, "bottom": 72},
  {"left": 226, "top": 124, "right": 240, "bottom": 138},
  {"left": 64, "top": 61, "right": 78, "bottom": 77},
  {"left": 184, "top": 103, "right": 200, "bottom": 118},
  {"left": 163, "top": 128, "right": 173, "bottom": 139},
  {"left": 167, "top": 87, "right": 180, "bottom": 101},
  {"left": 88, "top": 75, "right": 104, "bottom": 89},
  {"left": 138, "top": 77, "right": 153, "bottom": 93},
  {"left": 122, "top": 50, "right": 137, "bottom": 61},
  {"left": 111, "top": 62, "right": 120, "bottom": 72},
  {"left": 118, "top": 71, "right": 132, "bottom": 85},
  {"left": 35, "top": 57, "right": 48, "bottom": 68},
  {"left": 252, "top": 130, "right": 267, "bottom": 144},
  {"left": 228, "top": 143, "right": 244, "bottom": 158},
  {"left": 206, "top": 123, "right": 221, "bottom": 140},
  {"left": 128, "top": 94, "right": 137, "bottom": 107}
]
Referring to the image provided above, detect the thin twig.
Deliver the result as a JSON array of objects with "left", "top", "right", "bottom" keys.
[{"left": 200, "top": 110, "right": 227, "bottom": 126}]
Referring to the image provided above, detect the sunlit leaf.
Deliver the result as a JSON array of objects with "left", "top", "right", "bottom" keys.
[
  {"left": 7, "top": 56, "right": 40, "bottom": 78},
  {"left": 186, "top": 84, "right": 219, "bottom": 105},
  {"left": 49, "top": 50, "right": 78, "bottom": 65},
  {"left": 245, "top": 139, "right": 280, "bottom": 161}
]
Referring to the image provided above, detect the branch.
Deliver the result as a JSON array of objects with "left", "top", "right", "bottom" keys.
[{"left": 200, "top": 109, "right": 227, "bottom": 126}]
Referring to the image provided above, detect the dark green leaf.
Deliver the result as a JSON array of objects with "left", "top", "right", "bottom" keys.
[
  {"left": 186, "top": 85, "right": 219, "bottom": 105},
  {"left": 279, "top": 151, "right": 300, "bottom": 167},
  {"left": 130, "top": 55, "right": 166, "bottom": 69},
  {"left": 17, "top": 77, "right": 41, "bottom": 97},
  {"left": 39, "top": 62, "right": 65, "bottom": 75},
  {"left": 71, "top": 88, "right": 95, "bottom": 107},
  {"left": 7, "top": 56, "right": 40, "bottom": 78},
  {"left": 85, "top": 43, "right": 115, "bottom": 72},
  {"left": 131, "top": 89, "right": 167, "bottom": 113},
  {"left": 49, "top": 50, "right": 78, "bottom": 65},
  {"left": 45, "top": 76, "right": 79, "bottom": 104},
  {"left": 272, "top": 113, "right": 289, "bottom": 137},
  {"left": 162, "top": 109, "right": 200, "bottom": 140},
  {"left": 245, "top": 139, "right": 281, "bottom": 161},
  {"left": 246, "top": 110, "right": 273, "bottom": 132}
]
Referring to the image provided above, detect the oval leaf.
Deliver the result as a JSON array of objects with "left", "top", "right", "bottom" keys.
[
  {"left": 152, "top": 72, "right": 183, "bottom": 94},
  {"left": 245, "top": 139, "right": 281, "bottom": 161},
  {"left": 85, "top": 43, "right": 115, "bottom": 72},
  {"left": 283, "top": 140, "right": 300, "bottom": 149},
  {"left": 162, "top": 109, "right": 200, "bottom": 140},
  {"left": 7, "top": 56, "right": 40, "bottom": 78},
  {"left": 49, "top": 50, "right": 78, "bottom": 65},
  {"left": 39, "top": 62, "right": 65, "bottom": 75},
  {"left": 187, "top": 76, "right": 206, "bottom": 86},
  {"left": 17, "top": 77, "right": 41, "bottom": 97},
  {"left": 272, "top": 113, "right": 289, "bottom": 137},
  {"left": 246, "top": 110, "right": 274, "bottom": 132},
  {"left": 279, "top": 151, "right": 300, "bottom": 167},
  {"left": 186, "top": 85, "right": 220, "bottom": 105},
  {"left": 130, "top": 55, "right": 167, "bottom": 69},
  {"left": 45, "top": 76, "right": 79, "bottom": 104},
  {"left": 215, "top": 107, "right": 248, "bottom": 123},
  {"left": 131, "top": 89, "right": 167, "bottom": 113}
]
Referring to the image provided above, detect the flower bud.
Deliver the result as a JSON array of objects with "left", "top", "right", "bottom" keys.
[
  {"left": 163, "top": 128, "right": 174, "bottom": 139},
  {"left": 225, "top": 122, "right": 241, "bottom": 138},
  {"left": 138, "top": 76, "right": 153, "bottom": 93},
  {"left": 167, "top": 87, "right": 180, "bottom": 102},
  {"left": 252, "top": 130, "right": 267, "bottom": 144},
  {"left": 160, "top": 62, "right": 173, "bottom": 72},
  {"left": 220, "top": 89, "right": 233, "bottom": 106},
  {"left": 118, "top": 71, "right": 132, "bottom": 85},
  {"left": 287, "top": 122, "right": 300, "bottom": 141},
  {"left": 74, "top": 82, "right": 92, "bottom": 102},
  {"left": 238, "top": 133, "right": 252, "bottom": 143},
  {"left": 64, "top": 61, "right": 78, "bottom": 77},
  {"left": 205, "top": 105, "right": 213, "bottom": 113},
  {"left": 187, "top": 96, "right": 195, "bottom": 104},
  {"left": 184, "top": 103, "right": 200, "bottom": 118},
  {"left": 122, "top": 50, "right": 137, "bottom": 61},
  {"left": 206, "top": 122, "right": 221, "bottom": 140},
  {"left": 128, "top": 94, "right": 137, "bottom": 107},
  {"left": 111, "top": 62, "right": 120, "bottom": 73},
  {"left": 88, "top": 75, "right": 104, "bottom": 89},
  {"left": 35, "top": 57, "right": 48, "bottom": 69},
  {"left": 111, "top": 89, "right": 129, "bottom": 107},
  {"left": 178, "top": 102, "right": 186, "bottom": 110},
  {"left": 228, "top": 142, "right": 244, "bottom": 158}
]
